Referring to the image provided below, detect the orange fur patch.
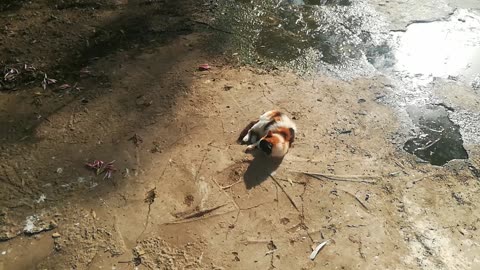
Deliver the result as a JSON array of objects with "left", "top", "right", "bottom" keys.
[
  {"left": 264, "top": 135, "right": 281, "bottom": 145},
  {"left": 273, "top": 127, "right": 293, "bottom": 145},
  {"left": 266, "top": 110, "right": 282, "bottom": 120}
]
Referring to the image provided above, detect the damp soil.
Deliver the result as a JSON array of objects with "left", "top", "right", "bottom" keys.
[{"left": 0, "top": 1, "right": 480, "bottom": 270}]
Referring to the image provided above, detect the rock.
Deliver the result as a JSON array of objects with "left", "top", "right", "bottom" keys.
[
  {"left": 0, "top": 231, "right": 19, "bottom": 241},
  {"left": 23, "top": 216, "right": 58, "bottom": 235},
  {"left": 52, "top": 232, "right": 61, "bottom": 238},
  {"left": 133, "top": 246, "right": 146, "bottom": 257}
]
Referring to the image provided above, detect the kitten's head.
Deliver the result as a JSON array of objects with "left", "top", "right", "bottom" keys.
[
  {"left": 258, "top": 138, "right": 273, "bottom": 155},
  {"left": 258, "top": 131, "right": 287, "bottom": 157}
]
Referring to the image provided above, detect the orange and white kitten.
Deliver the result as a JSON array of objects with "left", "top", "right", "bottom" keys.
[{"left": 238, "top": 110, "right": 297, "bottom": 158}]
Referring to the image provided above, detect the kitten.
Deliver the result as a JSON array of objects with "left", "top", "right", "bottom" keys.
[{"left": 238, "top": 110, "right": 297, "bottom": 158}]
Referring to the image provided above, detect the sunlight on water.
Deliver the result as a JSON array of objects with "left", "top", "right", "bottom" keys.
[{"left": 393, "top": 9, "right": 480, "bottom": 82}]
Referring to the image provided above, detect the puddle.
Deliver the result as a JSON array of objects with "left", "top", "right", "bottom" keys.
[
  {"left": 212, "top": 0, "right": 386, "bottom": 71},
  {"left": 371, "top": 9, "right": 480, "bottom": 163},
  {"left": 403, "top": 106, "right": 468, "bottom": 166},
  {"left": 392, "top": 9, "right": 480, "bottom": 85}
]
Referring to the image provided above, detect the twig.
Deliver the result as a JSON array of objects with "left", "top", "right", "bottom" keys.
[
  {"left": 309, "top": 240, "right": 330, "bottom": 260},
  {"left": 164, "top": 207, "right": 236, "bottom": 225},
  {"left": 338, "top": 189, "right": 369, "bottom": 212},
  {"left": 414, "top": 138, "right": 442, "bottom": 152},
  {"left": 276, "top": 177, "right": 307, "bottom": 185},
  {"left": 184, "top": 204, "right": 226, "bottom": 219},
  {"left": 221, "top": 179, "right": 242, "bottom": 189},
  {"left": 242, "top": 238, "right": 280, "bottom": 244},
  {"left": 300, "top": 172, "right": 378, "bottom": 184},
  {"left": 210, "top": 176, "right": 241, "bottom": 211},
  {"left": 412, "top": 174, "right": 439, "bottom": 184},
  {"left": 240, "top": 202, "right": 268, "bottom": 211},
  {"left": 270, "top": 175, "right": 299, "bottom": 211},
  {"left": 136, "top": 188, "right": 157, "bottom": 241},
  {"left": 195, "top": 150, "right": 208, "bottom": 182},
  {"left": 299, "top": 182, "right": 314, "bottom": 243}
]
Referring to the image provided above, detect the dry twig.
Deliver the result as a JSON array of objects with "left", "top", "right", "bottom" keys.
[
  {"left": 270, "top": 175, "right": 299, "bottom": 211},
  {"left": 165, "top": 205, "right": 235, "bottom": 225},
  {"left": 300, "top": 172, "right": 378, "bottom": 184}
]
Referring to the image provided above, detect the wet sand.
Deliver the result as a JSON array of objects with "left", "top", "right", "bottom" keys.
[{"left": 0, "top": 0, "right": 479, "bottom": 269}]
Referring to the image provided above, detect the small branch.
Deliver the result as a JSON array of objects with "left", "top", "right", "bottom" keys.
[
  {"left": 412, "top": 174, "right": 439, "bottom": 184},
  {"left": 270, "top": 175, "right": 299, "bottom": 212},
  {"left": 164, "top": 207, "right": 236, "bottom": 225},
  {"left": 194, "top": 150, "right": 208, "bottom": 182},
  {"left": 221, "top": 179, "right": 242, "bottom": 190},
  {"left": 338, "top": 189, "right": 369, "bottom": 212},
  {"left": 300, "top": 172, "right": 378, "bottom": 184},
  {"left": 183, "top": 204, "right": 226, "bottom": 219},
  {"left": 276, "top": 177, "right": 307, "bottom": 185},
  {"left": 136, "top": 188, "right": 157, "bottom": 241}
]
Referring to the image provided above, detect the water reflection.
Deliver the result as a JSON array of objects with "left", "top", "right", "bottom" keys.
[
  {"left": 389, "top": 10, "right": 480, "bottom": 163},
  {"left": 392, "top": 9, "right": 480, "bottom": 83}
]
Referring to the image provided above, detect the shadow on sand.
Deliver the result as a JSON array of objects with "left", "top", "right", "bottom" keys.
[{"left": 243, "top": 151, "right": 284, "bottom": 189}]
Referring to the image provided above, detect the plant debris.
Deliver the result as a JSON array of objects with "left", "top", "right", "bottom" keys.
[
  {"left": 198, "top": 64, "right": 211, "bottom": 71},
  {"left": 129, "top": 133, "right": 143, "bottom": 147},
  {"left": 1, "top": 63, "right": 40, "bottom": 90},
  {"left": 144, "top": 188, "right": 157, "bottom": 205},
  {"left": 86, "top": 160, "right": 116, "bottom": 179},
  {"left": 3, "top": 67, "right": 20, "bottom": 82},
  {"left": 300, "top": 172, "right": 378, "bottom": 184},
  {"left": 265, "top": 240, "right": 278, "bottom": 255},
  {"left": 167, "top": 204, "right": 229, "bottom": 224},
  {"left": 41, "top": 73, "right": 57, "bottom": 90},
  {"left": 309, "top": 240, "right": 329, "bottom": 260}
]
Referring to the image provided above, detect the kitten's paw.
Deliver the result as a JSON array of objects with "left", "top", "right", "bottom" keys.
[
  {"left": 242, "top": 135, "right": 250, "bottom": 143},
  {"left": 245, "top": 145, "right": 255, "bottom": 153}
]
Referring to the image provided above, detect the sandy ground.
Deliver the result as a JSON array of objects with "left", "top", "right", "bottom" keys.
[{"left": 1, "top": 1, "right": 480, "bottom": 270}]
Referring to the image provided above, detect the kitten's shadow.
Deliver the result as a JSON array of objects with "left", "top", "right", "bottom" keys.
[{"left": 243, "top": 151, "right": 283, "bottom": 189}]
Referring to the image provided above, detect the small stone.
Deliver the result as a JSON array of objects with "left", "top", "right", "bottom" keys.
[
  {"left": 49, "top": 220, "right": 58, "bottom": 229},
  {"left": 56, "top": 168, "right": 63, "bottom": 174},
  {"left": 52, "top": 232, "right": 61, "bottom": 238}
]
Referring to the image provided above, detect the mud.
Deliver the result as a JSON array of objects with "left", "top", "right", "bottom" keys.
[{"left": 0, "top": 0, "right": 480, "bottom": 270}]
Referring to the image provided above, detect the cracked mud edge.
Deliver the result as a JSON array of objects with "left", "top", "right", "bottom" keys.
[
  {"left": 1, "top": 218, "right": 58, "bottom": 241},
  {"left": 390, "top": 8, "right": 458, "bottom": 32}
]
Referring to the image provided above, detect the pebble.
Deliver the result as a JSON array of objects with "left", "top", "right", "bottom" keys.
[{"left": 52, "top": 232, "right": 61, "bottom": 238}]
